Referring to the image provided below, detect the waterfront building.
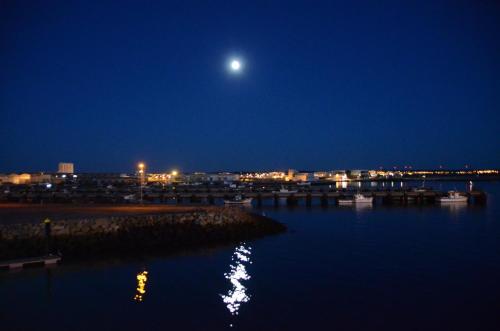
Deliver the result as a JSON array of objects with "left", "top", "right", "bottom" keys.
[
  {"left": 208, "top": 172, "right": 240, "bottom": 182},
  {"left": 30, "top": 173, "right": 52, "bottom": 183},
  {"left": 240, "top": 172, "right": 285, "bottom": 181},
  {"left": 58, "top": 162, "right": 74, "bottom": 174},
  {"left": 0, "top": 173, "right": 31, "bottom": 184},
  {"left": 0, "top": 173, "right": 53, "bottom": 185},
  {"left": 184, "top": 172, "right": 209, "bottom": 183},
  {"left": 76, "top": 173, "right": 135, "bottom": 185},
  {"left": 328, "top": 171, "right": 348, "bottom": 182},
  {"left": 292, "top": 172, "right": 315, "bottom": 182},
  {"left": 313, "top": 171, "right": 329, "bottom": 179},
  {"left": 147, "top": 173, "right": 167, "bottom": 183},
  {"left": 347, "top": 170, "right": 371, "bottom": 180}
]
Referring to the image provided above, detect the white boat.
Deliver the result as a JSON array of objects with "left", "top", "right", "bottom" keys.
[
  {"left": 437, "top": 191, "right": 467, "bottom": 203},
  {"left": 272, "top": 186, "right": 298, "bottom": 194},
  {"left": 124, "top": 194, "right": 136, "bottom": 201},
  {"left": 224, "top": 195, "right": 253, "bottom": 205},
  {"left": 412, "top": 187, "right": 432, "bottom": 193},
  {"left": 338, "top": 193, "right": 373, "bottom": 204}
]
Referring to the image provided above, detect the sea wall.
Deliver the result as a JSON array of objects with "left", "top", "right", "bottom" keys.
[
  {"left": 0, "top": 208, "right": 262, "bottom": 240},
  {"left": 0, "top": 208, "right": 286, "bottom": 260}
]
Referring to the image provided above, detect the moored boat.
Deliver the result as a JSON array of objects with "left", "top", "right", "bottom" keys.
[
  {"left": 272, "top": 186, "right": 298, "bottom": 194},
  {"left": 338, "top": 193, "right": 373, "bottom": 205},
  {"left": 123, "top": 194, "right": 137, "bottom": 201},
  {"left": 437, "top": 191, "right": 468, "bottom": 203},
  {"left": 412, "top": 187, "right": 433, "bottom": 193},
  {"left": 224, "top": 194, "right": 253, "bottom": 205}
]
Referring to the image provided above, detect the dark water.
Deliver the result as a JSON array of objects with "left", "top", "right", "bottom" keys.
[{"left": 1, "top": 181, "right": 500, "bottom": 330}]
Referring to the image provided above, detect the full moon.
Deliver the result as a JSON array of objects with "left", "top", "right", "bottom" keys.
[{"left": 230, "top": 59, "right": 241, "bottom": 71}]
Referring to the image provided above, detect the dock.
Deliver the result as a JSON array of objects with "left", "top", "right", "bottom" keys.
[
  {"left": 0, "top": 184, "right": 487, "bottom": 206},
  {"left": 156, "top": 189, "right": 487, "bottom": 206},
  {"left": 0, "top": 255, "right": 61, "bottom": 270}
]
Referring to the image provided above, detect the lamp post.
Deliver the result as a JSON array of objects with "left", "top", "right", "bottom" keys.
[
  {"left": 138, "top": 162, "right": 145, "bottom": 204},
  {"left": 167, "top": 170, "right": 178, "bottom": 184},
  {"left": 43, "top": 218, "right": 51, "bottom": 255}
]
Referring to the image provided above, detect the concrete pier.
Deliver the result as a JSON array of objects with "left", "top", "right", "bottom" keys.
[
  {"left": 0, "top": 185, "right": 487, "bottom": 206},
  {"left": 0, "top": 255, "right": 61, "bottom": 270}
]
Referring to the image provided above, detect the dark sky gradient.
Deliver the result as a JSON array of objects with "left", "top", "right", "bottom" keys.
[{"left": 1, "top": 0, "right": 499, "bottom": 173}]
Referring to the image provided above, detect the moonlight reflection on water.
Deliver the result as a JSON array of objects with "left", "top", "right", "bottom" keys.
[{"left": 220, "top": 244, "right": 252, "bottom": 317}]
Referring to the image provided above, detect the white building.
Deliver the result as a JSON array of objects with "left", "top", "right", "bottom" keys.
[{"left": 208, "top": 173, "right": 240, "bottom": 182}]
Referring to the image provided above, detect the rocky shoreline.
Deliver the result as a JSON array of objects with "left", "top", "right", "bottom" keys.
[{"left": 0, "top": 207, "right": 286, "bottom": 261}]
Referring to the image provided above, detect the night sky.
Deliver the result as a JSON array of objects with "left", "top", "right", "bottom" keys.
[{"left": 1, "top": 0, "right": 499, "bottom": 173}]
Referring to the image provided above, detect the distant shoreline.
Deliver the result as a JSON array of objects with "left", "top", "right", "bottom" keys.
[{"left": 349, "top": 177, "right": 500, "bottom": 182}]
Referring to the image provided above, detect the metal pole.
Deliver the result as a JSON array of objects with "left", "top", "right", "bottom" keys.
[
  {"left": 140, "top": 170, "right": 143, "bottom": 204},
  {"left": 44, "top": 218, "right": 51, "bottom": 255}
]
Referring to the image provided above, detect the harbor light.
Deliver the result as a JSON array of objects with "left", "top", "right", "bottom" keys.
[{"left": 137, "top": 162, "right": 146, "bottom": 204}]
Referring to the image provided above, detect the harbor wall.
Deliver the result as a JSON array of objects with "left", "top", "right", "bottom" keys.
[{"left": 0, "top": 208, "right": 286, "bottom": 260}]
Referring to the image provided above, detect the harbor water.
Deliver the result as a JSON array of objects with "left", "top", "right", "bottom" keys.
[{"left": 1, "top": 181, "right": 499, "bottom": 330}]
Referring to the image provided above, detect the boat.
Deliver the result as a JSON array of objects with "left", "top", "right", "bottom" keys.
[
  {"left": 412, "top": 181, "right": 433, "bottom": 192},
  {"left": 338, "top": 193, "right": 373, "bottom": 204},
  {"left": 412, "top": 187, "right": 432, "bottom": 193},
  {"left": 272, "top": 186, "right": 298, "bottom": 194},
  {"left": 437, "top": 191, "right": 468, "bottom": 203},
  {"left": 224, "top": 195, "right": 252, "bottom": 205},
  {"left": 124, "top": 194, "right": 136, "bottom": 201}
]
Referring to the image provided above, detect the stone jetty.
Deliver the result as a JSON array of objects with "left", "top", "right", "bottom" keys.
[{"left": 0, "top": 205, "right": 286, "bottom": 261}]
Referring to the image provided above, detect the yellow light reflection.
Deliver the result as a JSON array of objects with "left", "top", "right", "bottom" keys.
[
  {"left": 134, "top": 270, "right": 148, "bottom": 302},
  {"left": 336, "top": 181, "right": 347, "bottom": 189}
]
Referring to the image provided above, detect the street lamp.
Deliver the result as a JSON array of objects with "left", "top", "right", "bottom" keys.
[{"left": 138, "top": 162, "right": 146, "bottom": 204}]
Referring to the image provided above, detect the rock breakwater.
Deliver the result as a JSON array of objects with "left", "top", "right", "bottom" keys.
[{"left": 0, "top": 207, "right": 285, "bottom": 260}]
